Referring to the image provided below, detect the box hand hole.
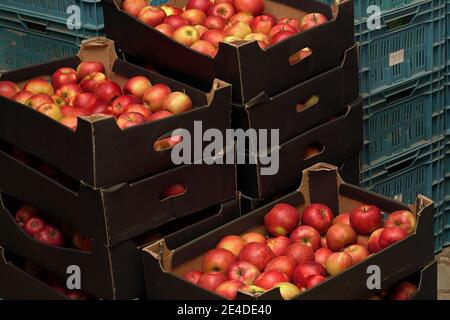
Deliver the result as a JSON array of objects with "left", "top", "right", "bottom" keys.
[
  {"left": 159, "top": 184, "right": 187, "bottom": 201},
  {"left": 296, "top": 95, "right": 320, "bottom": 112},
  {"left": 289, "top": 47, "right": 312, "bottom": 65}
]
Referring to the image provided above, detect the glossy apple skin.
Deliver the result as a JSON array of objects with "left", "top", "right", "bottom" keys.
[
  {"left": 344, "top": 244, "right": 370, "bottom": 265},
  {"left": 254, "top": 270, "right": 289, "bottom": 290},
  {"left": 138, "top": 6, "right": 167, "bottom": 27},
  {"left": 0, "top": 81, "right": 20, "bottom": 99},
  {"left": 264, "top": 255, "right": 297, "bottom": 281},
  {"left": 116, "top": 111, "right": 146, "bottom": 129},
  {"left": 208, "top": 3, "right": 235, "bottom": 21},
  {"left": 163, "top": 91, "right": 193, "bottom": 114},
  {"left": 289, "top": 225, "right": 321, "bottom": 252},
  {"left": 80, "top": 72, "right": 106, "bottom": 93},
  {"left": 164, "top": 15, "right": 190, "bottom": 29},
  {"left": 227, "top": 261, "right": 260, "bottom": 285},
  {"left": 183, "top": 270, "right": 202, "bottom": 284},
  {"left": 24, "top": 79, "right": 54, "bottom": 96},
  {"left": 77, "top": 61, "right": 105, "bottom": 80},
  {"left": 314, "top": 247, "right": 332, "bottom": 267},
  {"left": 292, "top": 261, "right": 325, "bottom": 288},
  {"left": 378, "top": 227, "right": 408, "bottom": 249},
  {"left": 217, "top": 235, "right": 246, "bottom": 257},
  {"left": 111, "top": 95, "right": 141, "bottom": 116},
  {"left": 368, "top": 227, "right": 384, "bottom": 253},
  {"left": 241, "top": 232, "right": 267, "bottom": 245},
  {"left": 198, "top": 272, "right": 227, "bottom": 291},
  {"left": 387, "top": 282, "right": 418, "bottom": 300},
  {"left": 325, "top": 252, "right": 353, "bottom": 276},
  {"left": 181, "top": 9, "right": 207, "bottom": 26},
  {"left": 301, "top": 203, "right": 333, "bottom": 234},
  {"left": 285, "top": 243, "right": 314, "bottom": 264},
  {"left": 205, "top": 15, "right": 227, "bottom": 30},
  {"left": 148, "top": 110, "right": 173, "bottom": 122},
  {"left": 234, "top": 0, "right": 265, "bottom": 16},
  {"left": 202, "top": 248, "right": 237, "bottom": 273},
  {"left": 333, "top": 213, "right": 351, "bottom": 226},
  {"left": 270, "top": 30, "right": 296, "bottom": 45},
  {"left": 300, "top": 13, "right": 328, "bottom": 32},
  {"left": 251, "top": 14, "right": 277, "bottom": 35},
  {"left": 269, "top": 23, "right": 298, "bottom": 38},
  {"left": 143, "top": 83, "right": 172, "bottom": 112},
  {"left": 215, "top": 280, "right": 244, "bottom": 300},
  {"left": 305, "top": 274, "right": 326, "bottom": 289},
  {"left": 52, "top": 67, "right": 78, "bottom": 89},
  {"left": 274, "top": 282, "right": 301, "bottom": 300},
  {"left": 186, "top": 0, "right": 213, "bottom": 13},
  {"left": 94, "top": 81, "right": 122, "bottom": 104},
  {"left": 266, "top": 236, "right": 290, "bottom": 256},
  {"left": 201, "top": 30, "right": 226, "bottom": 48},
  {"left": 264, "top": 203, "right": 299, "bottom": 237},
  {"left": 384, "top": 210, "right": 417, "bottom": 234},
  {"left": 126, "top": 104, "right": 151, "bottom": 119},
  {"left": 325, "top": 223, "right": 357, "bottom": 252},
  {"left": 191, "top": 40, "right": 217, "bottom": 57},
  {"left": 122, "top": 0, "right": 147, "bottom": 17},
  {"left": 173, "top": 26, "right": 200, "bottom": 47},
  {"left": 238, "top": 242, "right": 274, "bottom": 271},
  {"left": 123, "top": 76, "right": 151, "bottom": 98},
  {"left": 350, "top": 205, "right": 382, "bottom": 235}
]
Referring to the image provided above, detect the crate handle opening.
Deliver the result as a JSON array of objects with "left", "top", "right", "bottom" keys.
[
  {"left": 289, "top": 47, "right": 312, "bottom": 65},
  {"left": 386, "top": 157, "right": 416, "bottom": 176},
  {"left": 386, "top": 14, "right": 415, "bottom": 30},
  {"left": 159, "top": 184, "right": 187, "bottom": 201},
  {"left": 296, "top": 95, "right": 320, "bottom": 112},
  {"left": 153, "top": 133, "right": 183, "bottom": 152},
  {"left": 303, "top": 142, "right": 324, "bottom": 160}
]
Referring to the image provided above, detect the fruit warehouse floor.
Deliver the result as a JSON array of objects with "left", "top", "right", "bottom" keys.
[{"left": 438, "top": 248, "right": 450, "bottom": 300}]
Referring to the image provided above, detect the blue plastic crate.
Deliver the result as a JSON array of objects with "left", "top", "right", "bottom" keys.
[
  {"left": 435, "top": 202, "right": 444, "bottom": 252},
  {"left": 361, "top": 138, "right": 445, "bottom": 206},
  {"left": 0, "top": 0, "right": 103, "bottom": 33},
  {"left": 0, "top": 15, "right": 80, "bottom": 71},
  {"left": 362, "top": 70, "right": 445, "bottom": 169},
  {"left": 445, "top": 228, "right": 450, "bottom": 246},
  {"left": 318, "top": 0, "right": 425, "bottom": 22},
  {"left": 355, "top": 0, "right": 446, "bottom": 96}
]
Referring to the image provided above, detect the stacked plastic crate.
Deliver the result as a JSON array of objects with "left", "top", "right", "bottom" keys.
[
  {"left": 0, "top": 0, "right": 104, "bottom": 72},
  {"left": 320, "top": 0, "right": 447, "bottom": 252}
]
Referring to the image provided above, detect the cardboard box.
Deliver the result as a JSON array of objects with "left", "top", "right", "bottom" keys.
[
  {"left": 102, "top": 0, "right": 355, "bottom": 104},
  {"left": 0, "top": 37, "right": 232, "bottom": 188},
  {"left": 0, "top": 145, "right": 236, "bottom": 245},
  {"left": 0, "top": 194, "right": 240, "bottom": 299},
  {"left": 409, "top": 260, "right": 437, "bottom": 300},
  {"left": 232, "top": 45, "right": 359, "bottom": 145},
  {"left": 142, "top": 163, "right": 435, "bottom": 300},
  {"left": 237, "top": 99, "right": 363, "bottom": 199},
  {"left": 0, "top": 247, "right": 68, "bottom": 300},
  {"left": 240, "top": 154, "right": 360, "bottom": 214}
]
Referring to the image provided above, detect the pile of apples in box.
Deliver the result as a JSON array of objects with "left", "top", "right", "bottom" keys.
[
  {"left": 0, "top": 61, "right": 193, "bottom": 131},
  {"left": 182, "top": 202, "right": 417, "bottom": 300},
  {"left": 122, "top": 0, "right": 327, "bottom": 56}
]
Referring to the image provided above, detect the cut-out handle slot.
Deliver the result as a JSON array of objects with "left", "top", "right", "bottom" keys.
[
  {"left": 386, "top": 157, "right": 416, "bottom": 176},
  {"left": 153, "top": 132, "right": 183, "bottom": 152},
  {"left": 296, "top": 95, "right": 320, "bottom": 112},
  {"left": 159, "top": 184, "right": 187, "bottom": 201},
  {"left": 386, "top": 15, "right": 414, "bottom": 30},
  {"left": 303, "top": 142, "right": 324, "bottom": 160},
  {"left": 23, "top": 20, "right": 47, "bottom": 33},
  {"left": 289, "top": 47, "right": 312, "bottom": 65}
]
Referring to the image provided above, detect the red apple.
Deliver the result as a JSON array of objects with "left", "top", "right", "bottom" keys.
[
  {"left": 15, "top": 205, "right": 38, "bottom": 227},
  {"left": 148, "top": 110, "right": 173, "bottom": 122},
  {"left": 72, "top": 92, "right": 98, "bottom": 109},
  {"left": 270, "top": 30, "right": 296, "bottom": 44},
  {"left": 332, "top": 212, "right": 351, "bottom": 226},
  {"left": 285, "top": 243, "right": 314, "bottom": 264},
  {"left": 244, "top": 32, "right": 270, "bottom": 49},
  {"left": 95, "top": 81, "right": 122, "bottom": 104},
  {"left": 89, "top": 103, "right": 110, "bottom": 115},
  {"left": 350, "top": 205, "right": 382, "bottom": 235},
  {"left": 368, "top": 227, "right": 384, "bottom": 253},
  {"left": 24, "top": 78, "right": 54, "bottom": 95},
  {"left": 126, "top": 104, "right": 151, "bottom": 119},
  {"left": 325, "top": 223, "right": 357, "bottom": 252},
  {"left": 278, "top": 17, "right": 300, "bottom": 31},
  {"left": 301, "top": 203, "right": 333, "bottom": 234},
  {"left": 52, "top": 67, "right": 77, "bottom": 89},
  {"left": 187, "top": 0, "right": 213, "bottom": 13},
  {"left": 66, "top": 290, "right": 89, "bottom": 300},
  {"left": 111, "top": 95, "right": 141, "bottom": 116},
  {"left": 300, "top": 13, "right": 328, "bottom": 31},
  {"left": 241, "top": 232, "right": 266, "bottom": 244},
  {"left": 23, "top": 217, "right": 46, "bottom": 237},
  {"left": 0, "top": 80, "right": 19, "bottom": 99},
  {"left": 292, "top": 261, "right": 325, "bottom": 288},
  {"left": 201, "top": 29, "right": 226, "bottom": 48},
  {"left": 61, "top": 106, "right": 91, "bottom": 117},
  {"left": 344, "top": 244, "right": 369, "bottom": 265},
  {"left": 230, "top": 12, "right": 254, "bottom": 25},
  {"left": 227, "top": 261, "right": 260, "bottom": 285},
  {"left": 305, "top": 274, "right": 326, "bottom": 289},
  {"left": 13, "top": 90, "right": 34, "bottom": 104},
  {"left": 264, "top": 256, "right": 297, "bottom": 280},
  {"left": 60, "top": 116, "right": 78, "bottom": 131},
  {"left": 223, "top": 36, "right": 241, "bottom": 43},
  {"left": 198, "top": 271, "right": 227, "bottom": 291},
  {"left": 264, "top": 203, "right": 299, "bottom": 237},
  {"left": 123, "top": 76, "right": 151, "bottom": 98},
  {"left": 269, "top": 23, "right": 297, "bottom": 38},
  {"left": 163, "top": 91, "right": 193, "bottom": 114},
  {"left": 116, "top": 111, "right": 147, "bottom": 129},
  {"left": 321, "top": 236, "right": 327, "bottom": 248},
  {"left": 77, "top": 61, "right": 105, "bottom": 80},
  {"left": 138, "top": 6, "right": 167, "bottom": 27},
  {"left": 155, "top": 23, "right": 175, "bottom": 37},
  {"left": 378, "top": 227, "right": 408, "bottom": 249},
  {"left": 325, "top": 252, "right": 353, "bottom": 276},
  {"left": 209, "top": 3, "right": 235, "bottom": 21},
  {"left": 240, "top": 284, "right": 266, "bottom": 297},
  {"left": 26, "top": 93, "right": 54, "bottom": 110},
  {"left": 273, "top": 282, "right": 301, "bottom": 300},
  {"left": 387, "top": 282, "right": 418, "bottom": 300},
  {"left": 239, "top": 242, "right": 274, "bottom": 271},
  {"left": 183, "top": 270, "right": 203, "bottom": 284},
  {"left": 173, "top": 26, "right": 200, "bottom": 46},
  {"left": 215, "top": 0, "right": 234, "bottom": 4},
  {"left": 202, "top": 248, "right": 237, "bottom": 273},
  {"left": 55, "top": 83, "right": 82, "bottom": 100},
  {"left": 290, "top": 225, "right": 321, "bottom": 252},
  {"left": 356, "top": 235, "right": 369, "bottom": 248},
  {"left": 215, "top": 280, "right": 243, "bottom": 300},
  {"left": 217, "top": 235, "right": 246, "bottom": 257},
  {"left": 314, "top": 247, "right": 332, "bottom": 267},
  {"left": 164, "top": 15, "right": 190, "bottom": 29},
  {"left": 37, "top": 103, "right": 63, "bottom": 121},
  {"left": 251, "top": 14, "right": 276, "bottom": 35},
  {"left": 72, "top": 231, "right": 92, "bottom": 251},
  {"left": 160, "top": 183, "right": 186, "bottom": 198},
  {"left": 234, "top": 0, "right": 264, "bottom": 16},
  {"left": 191, "top": 40, "right": 217, "bottom": 57},
  {"left": 34, "top": 225, "right": 65, "bottom": 247},
  {"left": 266, "top": 236, "right": 290, "bottom": 256},
  {"left": 122, "top": 0, "right": 147, "bottom": 17},
  {"left": 204, "top": 15, "right": 227, "bottom": 30},
  {"left": 182, "top": 9, "right": 207, "bottom": 26},
  {"left": 254, "top": 270, "right": 288, "bottom": 290},
  {"left": 143, "top": 83, "right": 172, "bottom": 112},
  {"left": 384, "top": 210, "right": 417, "bottom": 235},
  {"left": 161, "top": 4, "right": 183, "bottom": 16},
  {"left": 194, "top": 25, "right": 208, "bottom": 37},
  {"left": 79, "top": 72, "right": 107, "bottom": 93}
]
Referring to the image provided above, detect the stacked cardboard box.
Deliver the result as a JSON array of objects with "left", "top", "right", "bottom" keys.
[{"left": 0, "top": 38, "right": 239, "bottom": 300}]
